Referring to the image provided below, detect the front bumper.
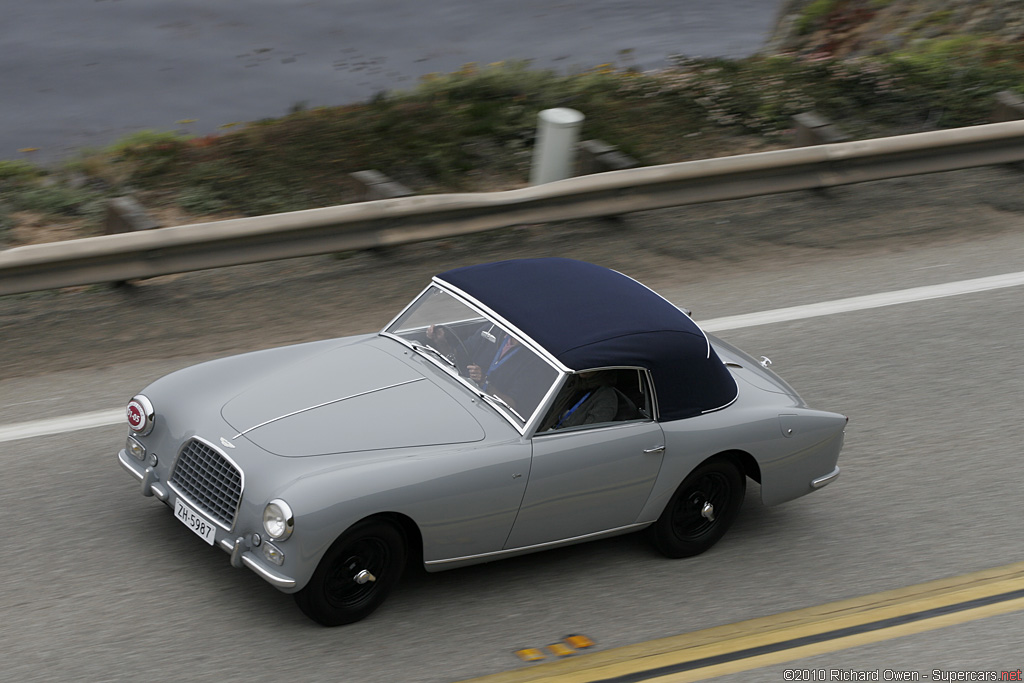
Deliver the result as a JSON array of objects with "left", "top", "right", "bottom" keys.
[{"left": 118, "top": 449, "right": 297, "bottom": 589}]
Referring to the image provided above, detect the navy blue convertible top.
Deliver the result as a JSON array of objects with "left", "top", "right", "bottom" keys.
[{"left": 437, "top": 258, "right": 737, "bottom": 420}]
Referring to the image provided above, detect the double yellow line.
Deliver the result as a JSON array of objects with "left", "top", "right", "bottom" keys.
[{"left": 462, "top": 561, "right": 1024, "bottom": 682}]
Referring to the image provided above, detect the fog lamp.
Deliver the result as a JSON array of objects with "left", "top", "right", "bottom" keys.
[
  {"left": 262, "top": 499, "right": 294, "bottom": 540},
  {"left": 126, "top": 436, "right": 146, "bottom": 461},
  {"left": 262, "top": 542, "right": 285, "bottom": 566}
]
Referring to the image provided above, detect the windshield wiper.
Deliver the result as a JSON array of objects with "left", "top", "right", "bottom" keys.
[
  {"left": 405, "top": 338, "right": 526, "bottom": 424},
  {"left": 477, "top": 391, "right": 526, "bottom": 423},
  {"left": 407, "top": 340, "right": 457, "bottom": 370}
]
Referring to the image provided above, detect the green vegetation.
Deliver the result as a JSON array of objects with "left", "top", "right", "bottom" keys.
[
  {"left": 0, "top": 160, "right": 43, "bottom": 181},
  {"left": 102, "top": 129, "right": 190, "bottom": 155},
  {"left": 3, "top": 40, "right": 1024, "bottom": 244},
  {"left": 914, "top": 9, "right": 954, "bottom": 28},
  {"left": 796, "top": 0, "right": 840, "bottom": 35},
  {"left": 5, "top": 185, "right": 103, "bottom": 216}
]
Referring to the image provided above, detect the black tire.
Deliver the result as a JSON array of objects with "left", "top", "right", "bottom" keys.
[
  {"left": 294, "top": 519, "right": 406, "bottom": 626},
  {"left": 650, "top": 457, "right": 746, "bottom": 558}
]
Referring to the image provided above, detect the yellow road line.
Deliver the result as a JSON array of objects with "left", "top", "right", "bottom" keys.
[
  {"left": 459, "top": 560, "right": 1024, "bottom": 683},
  {"left": 641, "top": 597, "right": 1024, "bottom": 682}
]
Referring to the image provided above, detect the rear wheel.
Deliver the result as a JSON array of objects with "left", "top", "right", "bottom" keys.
[
  {"left": 294, "top": 519, "right": 406, "bottom": 626},
  {"left": 651, "top": 457, "right": 745, "bottom": 558}
]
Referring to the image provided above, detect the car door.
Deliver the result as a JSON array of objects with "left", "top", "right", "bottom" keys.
[
  {"left": 503, "top": 421, "right": 665, "bottom": 549},
  {"left": 503, "top": 368, "right": 666, "bottom": 549}
]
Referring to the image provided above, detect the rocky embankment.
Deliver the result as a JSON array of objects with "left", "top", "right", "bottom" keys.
[{"left": 767, "top": 0, "right": 1024, "bottom": 56}]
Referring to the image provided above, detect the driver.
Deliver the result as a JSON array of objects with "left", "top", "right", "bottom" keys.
[{"left": 427, "top": 324, "right": 547, "bottom": 413}]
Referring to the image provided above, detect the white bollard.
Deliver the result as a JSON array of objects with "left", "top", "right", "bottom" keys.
[{"left": 530, "top": 108, "right": 585, "bottom": 185}]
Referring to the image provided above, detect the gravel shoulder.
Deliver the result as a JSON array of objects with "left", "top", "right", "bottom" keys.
[{"left": 4, "top": 165, "right": 1024, "bottom": 380}]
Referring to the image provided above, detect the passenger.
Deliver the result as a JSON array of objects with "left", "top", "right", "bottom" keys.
[{"left": 547, "top": 372, "right": 619, "bottom": 429}]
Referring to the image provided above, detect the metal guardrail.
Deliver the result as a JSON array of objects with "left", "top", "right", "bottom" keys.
[{"left": 3, "top": 120, "right": 1024, "bottom": 296}]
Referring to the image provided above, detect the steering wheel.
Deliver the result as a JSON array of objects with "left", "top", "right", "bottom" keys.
[{"left": 433, "top": 324, "right": 471, "bottom": 371}]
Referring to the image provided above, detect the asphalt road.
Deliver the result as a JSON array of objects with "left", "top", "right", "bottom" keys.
[
  {"left": 1, "top": 0, "right": 781, "bottom": 160},
  {"left": 2, "top": 169, "right": 1024, "bottom": 681}
]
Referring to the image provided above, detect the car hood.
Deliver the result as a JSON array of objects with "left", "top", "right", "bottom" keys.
[{"left": 220, "top": 341, "right": 485, "bottom": 456}]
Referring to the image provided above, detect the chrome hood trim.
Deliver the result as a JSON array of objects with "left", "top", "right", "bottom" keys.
[{"left": 231, "top": 378, "right": 425, "bottom": 438}]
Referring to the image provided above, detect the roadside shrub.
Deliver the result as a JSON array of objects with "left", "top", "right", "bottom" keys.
[
  {"left": 106, "top": 130, "right": 191, "bottom": 180},
  {"left": 0, "top": 160, "right": 43, "bottom": 181},
  {"left": 105, "top": 130, "right": 189, "bottom": 156},
  {"left": 797, "top": 0, "right": 840, "bottom": 35},
  {"left": 178, "top": 186, "right": 227, "bottom": 214},
  {"left": 883, "top": 38, "right": 1024, "bottom": 127},
  {"left": 7, "top": 185, "right": 103, "bottom": 217}
]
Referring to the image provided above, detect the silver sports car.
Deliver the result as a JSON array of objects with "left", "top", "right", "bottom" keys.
[{"left": 118, "top": 258, "right": 845, "bottom": 625}]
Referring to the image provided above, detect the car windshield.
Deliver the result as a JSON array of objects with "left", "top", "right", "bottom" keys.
[{"left": 384, "top": 286, "right": 560, "bottom": 427}]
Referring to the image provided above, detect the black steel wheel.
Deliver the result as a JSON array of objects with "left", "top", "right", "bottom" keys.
[
  {"left": 651, "top": 457, "right": 745, "bottom": 558},
  {"left": 294, "top": 519, "right": 406, "bottom": 626}
]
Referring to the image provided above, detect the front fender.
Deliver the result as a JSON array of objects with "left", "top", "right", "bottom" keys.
[{"left": 270, "top": 438, "right": 531, "bottom": 590}]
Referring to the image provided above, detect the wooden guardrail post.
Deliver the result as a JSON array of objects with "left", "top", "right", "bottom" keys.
[
  {"left": 792, "top": 112, "right": 848, "bottom": 197},
  {"left": 104, "top": 196, "right": 160, "bottom": 235},
  {"left": 348, "top": 170, "right": 414, "bottom": 256},
  {"left": 792, "top": 112, "right": 848, "bottom": 147},
  {"left": 577, "top": 140, "right": 639, "bottom": 175},
  {"left": 992, "top": 91, "right": 1024, "bottom": 123},
  {"left": 991, "top": 92, "right": 1024, "bottom": 171},
  {"left": 350, "top": 170, "right": 414, "bottom": 201},
  {"left": 104, "top": 197, "right": 160, "bottom": 287},
  {"left": 576, "top": 140, "right": 640, "bottom": 224}
]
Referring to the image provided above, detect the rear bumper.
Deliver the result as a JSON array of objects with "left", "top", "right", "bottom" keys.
[{"left": 811, "top": 465, "right": 840, "bottom": 489}]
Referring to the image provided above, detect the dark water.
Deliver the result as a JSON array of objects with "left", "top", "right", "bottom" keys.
[{"left": 0, "top": 0, "right": 782, "bottom": 161}]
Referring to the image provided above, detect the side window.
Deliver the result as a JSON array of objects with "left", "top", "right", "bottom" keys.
[{"left": 540, "top": 368, "right": 653, "bottom": 432}]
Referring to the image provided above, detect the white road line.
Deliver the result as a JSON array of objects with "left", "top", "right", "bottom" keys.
[
  {"left": 0, "top": 408, "right": 124, "bottom": 444},
  {"left": 3, "top": 269, "right": 1024, "bottom": 444},
  {"left": 700, "top": 270, "right": 1024, "bottom": 332}
]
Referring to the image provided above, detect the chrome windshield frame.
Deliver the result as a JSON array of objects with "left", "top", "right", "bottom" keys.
[{"left": 380, "top": 281, "right": 567, "bottom": 435}]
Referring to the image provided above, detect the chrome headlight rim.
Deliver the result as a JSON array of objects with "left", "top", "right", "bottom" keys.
[{"left": 262, "top": 499, "right": 294, "bottom": 541}]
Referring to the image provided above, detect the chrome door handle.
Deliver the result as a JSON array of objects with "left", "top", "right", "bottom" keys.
[{"left": 643, "top": 445, "right": 665, "bottom": 454}]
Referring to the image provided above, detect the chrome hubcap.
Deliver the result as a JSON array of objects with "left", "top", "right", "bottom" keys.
[
  {"left": 672, "top": 471, "right": 731, "bottom": 541},
  {"left": 701, "top": 501, "right": 716, "bottom": 522},
  {"left": 354, "top": 569, "right": 376, "bottom": 585}
]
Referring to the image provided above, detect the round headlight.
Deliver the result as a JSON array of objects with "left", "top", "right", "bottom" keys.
[
  {"left": 262, "top": 499, "right": 294, "bottom": 540},
  {"left": 127, "top": 395, "right": 155, "bottom": 436}
]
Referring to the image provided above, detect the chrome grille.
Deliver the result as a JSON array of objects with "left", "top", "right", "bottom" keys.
[{"left": 170, "top": 438, "right": 242, "bottom": 529}]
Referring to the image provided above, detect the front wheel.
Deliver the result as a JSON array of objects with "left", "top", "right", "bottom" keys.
[
  {"left": 294, "top": 519, "right": 406, "bottom": 626},
  {"left": 650, "top": 457, "right": 745, "bottom": 558}
]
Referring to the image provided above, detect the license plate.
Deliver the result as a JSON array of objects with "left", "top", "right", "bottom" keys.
[{"left": 174, "top": 498, "right": 217, "bottom": 545}]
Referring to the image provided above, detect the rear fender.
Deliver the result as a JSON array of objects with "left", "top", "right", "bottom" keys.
[
  {"left": 636, "top": 405, "right": 844, "bottom": 521},
  {"left": 758, "top": 409, "right": 846, "bottom": 505}
]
